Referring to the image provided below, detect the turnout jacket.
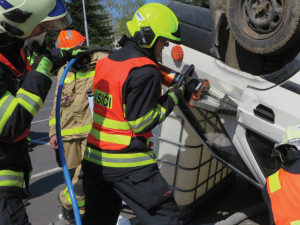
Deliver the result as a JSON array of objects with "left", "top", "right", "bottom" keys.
[
  {"left": 262, "top": 151, "right": 300, "bottom": 225},
  {"left": 49, "top": 52, "right": 108, "bottom": 140},
  {"left": 84, "top": 39, "right": 177, "bottom": 181},
  {"left": 0, "top": 35, "right": 52, "bottom": 194}
]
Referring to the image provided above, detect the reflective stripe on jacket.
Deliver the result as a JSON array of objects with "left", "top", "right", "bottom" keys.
[
  {"left": 49, "top": 52, "right": 108, "bottom": 140},
  {"left": 87, "top": 56, "right": 159, "bottom": 150},
  {"left": 266, "top": 168, "right": 300, "bottom": 224},
  {"left": 83, "top": 146, "right": 157, "bottom": 168},
  {"left": 0, "top": 50, "right": 33, "bottom": 141},
  {"left": 0, "top": 48, "right": 39, "bottom": 191}
]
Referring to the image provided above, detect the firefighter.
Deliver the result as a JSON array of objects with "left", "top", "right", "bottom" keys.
[
  {"left": 49, "top": 30, "right": 108, "bottom": 225},
  {"left": 82, "top": 3, "right": 183, "bottom": 225},
  {"left": 0, "top": 0, "right": 74, "bottom": 224},
  {"left": 262, "top": 124, "right": 300, "bottom": 224}
]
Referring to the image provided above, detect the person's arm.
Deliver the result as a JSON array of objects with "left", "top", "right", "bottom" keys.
[
  {"left": 0, "top": 65, "right": 52, "bottom": 142},
  {"left": 124, "top": 66, "right": 178, "bottom": 134}
]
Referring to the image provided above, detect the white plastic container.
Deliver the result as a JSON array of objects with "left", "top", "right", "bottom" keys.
[{"left": 157, "top": 107, "right": 231, "bottom": 207}]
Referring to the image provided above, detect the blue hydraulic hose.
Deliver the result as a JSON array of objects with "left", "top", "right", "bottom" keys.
[{"left": 55, "top": 58, "right": 82, "bottom": 225}]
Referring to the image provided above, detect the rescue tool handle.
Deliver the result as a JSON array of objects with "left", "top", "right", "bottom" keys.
[
  {"left": 191, "top": 79, "right": 210, "bottom": 101},
  {"left": 176, "top": 64, "right": 195, "bottom": 89},
  {"left": 56, "top": 58, "right": 82, "bottom": 225}
]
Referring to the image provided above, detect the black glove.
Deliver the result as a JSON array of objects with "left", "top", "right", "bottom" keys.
[
  {"left": 49, "top": 46, "right": 92, "bottom": 71},
  {"left": 73, "top": 54, "right": 92, "bottom": 70},
  {"left": 59, "top": 46, "right": 89, "bottom": 61},
  {"left": 60, "top": 46, "right": 113, "bottom": 61},
  {"left": 272, "top": 144, "right": 297, "bottom": 166},
  {"left": 30, "top": 49, "right": 53, "bottom": 78},
  {"left": 167, "top": 83, "right": 185, "bottom": 106}
]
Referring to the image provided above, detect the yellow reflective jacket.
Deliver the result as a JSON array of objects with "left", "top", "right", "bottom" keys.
[{"left": 49, "top": 52, "right": 108, "bottom": 140}]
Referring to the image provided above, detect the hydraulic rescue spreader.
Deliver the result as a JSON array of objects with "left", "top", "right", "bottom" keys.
[{"left": 158, "top": 63, "right": 210, "bottom": 105}]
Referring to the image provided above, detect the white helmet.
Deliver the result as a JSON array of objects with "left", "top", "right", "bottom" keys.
[{"left": 0, "top": 0, "right": 72, "bottom": 38}]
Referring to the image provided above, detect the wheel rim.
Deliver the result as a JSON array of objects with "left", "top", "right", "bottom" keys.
[{"left": 237, "top": 0, "right": 287, "bottom": 39}]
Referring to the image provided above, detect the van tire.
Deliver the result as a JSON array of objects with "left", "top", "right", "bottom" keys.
[{"left": 227, "top": 0, "right": 300, "bottom": 54}]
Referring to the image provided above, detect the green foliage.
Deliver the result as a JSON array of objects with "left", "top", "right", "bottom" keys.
[
  {"left": 46, "top": 0, "right": 114, "bottom": 48},
  {"left": 45, "top": 30, "right": 60, "bottom": 49},
  {"left": 102, "top": 0, "right": 145, "bottom": 37}
]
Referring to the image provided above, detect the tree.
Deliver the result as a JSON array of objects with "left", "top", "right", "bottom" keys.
[
  {"left": 101, "top": 0, "right": 145, "bottom": 38},
  {"left": 115, "top": 0, "right": 146, "bottom": 36},
  {"left": 46, "top": 0, "right": 114, "bottom": 48}
]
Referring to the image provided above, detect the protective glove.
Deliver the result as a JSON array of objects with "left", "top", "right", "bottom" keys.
[
  {"left": 59, "top": 46, "right": 89, "bottom": 61},
  {"left": 272, "top": 124, "right": 300, "bottom": 165},
  {"left": 49, "top": 46, "right": 90, "bottom": 71},
  {"left": 30, "top": 50, "right": 53, "bottom": 78},
  {"left": 167, "top": 83, "right": 185, "bottom": 106},
  {"left": 59, "top": 46, "right": 113, "bottom": 61}
]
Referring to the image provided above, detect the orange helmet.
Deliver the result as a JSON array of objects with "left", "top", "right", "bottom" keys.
[{"left": 55, "top": 30, "right": 86, "bottom": 49}]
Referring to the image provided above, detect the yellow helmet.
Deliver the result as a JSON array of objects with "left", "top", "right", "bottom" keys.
[
  {"left": 0, "top": 0, "right": 72, "bottom": 38},
  {"left": 127, "top": 3, "right": 181, "bottom": 48}
]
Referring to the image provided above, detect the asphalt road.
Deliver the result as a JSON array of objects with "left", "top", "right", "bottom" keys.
[{"left": 25, "top": 77, "right": 270, "bottom": 225}]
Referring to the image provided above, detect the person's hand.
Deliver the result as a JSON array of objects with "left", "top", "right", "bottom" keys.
[
  {"left": 49, "top": 135, "right": 62, "bottom": 167},
  {"left": 48, "top": 46, "right": 90, "bottom": 71},
  {"left": 167, "top": 83, "right": 185, "bottom": 106},
  {"left": 272, "top": 124, "right": 300, "bottom": 165},
  {"left": 59, "top": 46, "right": 89, "bottom": 61},
  {"left": 30, "top": 50, "right": 53, "bottom": 78},
  {"left": 49, "top": 135, "right": 58, "bottom": 149}
]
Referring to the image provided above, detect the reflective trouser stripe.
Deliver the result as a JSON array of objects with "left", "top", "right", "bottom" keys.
[
  {"left": 0, "top": 170, "right": 24, "bottom": 188},
  {"left": 16, "top": 88, "right": 43, "bottom": 117},
  {"left": 268, "top": 170, "right": 281, "bottom": 193},
  {"left": 63, "top": 187, "right": 85, "bottom": 207},
  {"left": 0, "top": 92, "right": 18, "bottom": 134},
  {"left": 84, "top": 146, "right": 157, "bottom": 168},
  {"left": 90, "top": 128, "right": 131, "bottom": 146}
]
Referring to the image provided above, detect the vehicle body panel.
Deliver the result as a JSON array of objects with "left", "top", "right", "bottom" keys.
[{"left": 162, "top": 38, "right": 300, "bottom": 188}]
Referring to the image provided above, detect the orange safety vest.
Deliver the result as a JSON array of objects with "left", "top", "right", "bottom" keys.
[
  {"left": 266, "top": 168, "right": 300, "bottom": 225},
  {"left": 87, "top": 56, "right": 159, "bottom": 150},
  {"left": 0, "top": 49, "right": 31, "bottom": 142}
]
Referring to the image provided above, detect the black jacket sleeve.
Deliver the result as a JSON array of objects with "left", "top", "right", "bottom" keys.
[
  {"left": 0, "top": 66, "right": 52, "bottom": 141},
  {"left": 123, "top": 65, "right": 177, "bottom": 134}
]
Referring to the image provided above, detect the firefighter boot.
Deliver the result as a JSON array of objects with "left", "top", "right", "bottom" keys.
[
  {"left": 48, "top": 208, "right": 75, "bottom": 225},
  {"left": 48, "top": 217, "right": 75, "bottom": 225},
  {"left": 48, "top": 207, "right": 75, "bottom": 225},
  {"left": 62, "top": 207, "right": 75, "bottom": 224}
]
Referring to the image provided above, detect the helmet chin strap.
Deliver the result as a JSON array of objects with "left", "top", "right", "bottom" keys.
[{"left": 23, "top": 32, "right": 46, "bottom": 55}]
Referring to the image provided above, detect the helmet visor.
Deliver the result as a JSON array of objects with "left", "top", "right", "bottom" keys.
[{"left": 41, "top": 13, "right": 72, "bottom": 31}]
